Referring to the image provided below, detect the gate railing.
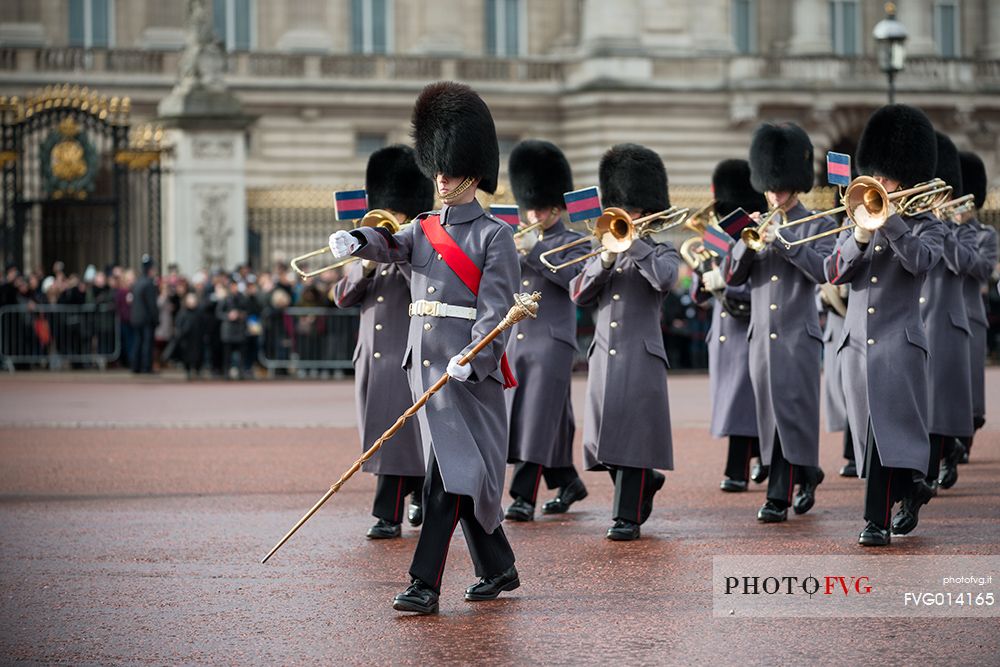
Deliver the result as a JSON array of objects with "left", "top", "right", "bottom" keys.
[
  {"left": 0, "top": 303, "right": 120, "bottom": 371},
  {"left": 259, "top": 306, "right": 359, "bottom": 377}
]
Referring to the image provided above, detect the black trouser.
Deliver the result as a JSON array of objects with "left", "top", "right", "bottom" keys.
[
  {"left": 409, "top": 454, "right": 515, "bottom": 593},
  {"left": 927, "top": 433, "right": 949, "bottom": 483},
  {"left": 372, "top": 474, "right": 424, "bottom": 523},
  {"left": 508, "top": 461, "right": 579, "bottom": 503},
  {"left": 130, "top": 324, "right": 154, "bottom": 373},
  {"left": 843, "top": 426, "right": 855, "bottom": 461},
  {"left": 607, "top": 466, "right": 664, "bottom": 524},
  {"left": 765, "top": 431, "right": 821, "bottom": 508},
  {"left": 863, "top": 421, "right": 920, "bottom": 529},
  {"left": 724, "top": 435, "right": 760, "bottom": 482},
  {"left": 222, "top": 342, "right": 244, "bottom": 375}
]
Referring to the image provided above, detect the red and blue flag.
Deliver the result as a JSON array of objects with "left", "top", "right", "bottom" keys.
[
  {"left": 719, "top": 207, "right": 754, "bottom": 237},
  {"left": 564, "top": 186, "right": 602, "bottom": 224},
  {"left": 489, "top": 205, "right": 520, "bottom": 227},
  {"left": 334, "top": 189, "right": 368, "bottom": 221},
  {"left": 703, "top": 225, "right": 735, "bottom": 258},
  {"left": 827, "top": 152, "right": 852, "bottom": 187}
]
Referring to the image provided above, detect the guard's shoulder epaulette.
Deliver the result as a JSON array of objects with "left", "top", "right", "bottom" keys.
[
  {"left": 482, "top": 212, "right": 511, "bottom": 229},
  {"left": 412, "top": 210, "right": 439, "bottom": 222}
]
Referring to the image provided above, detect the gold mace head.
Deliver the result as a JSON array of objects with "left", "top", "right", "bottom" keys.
[{"left": 510, "top": 291, "right": 542, "bottom": 322}]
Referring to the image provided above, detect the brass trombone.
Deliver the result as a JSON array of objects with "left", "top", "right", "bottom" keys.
[
  {"left": 539, "top": 206, "right": 690, "bottom": 271},
  {"left": 772, "top": 176, "right": 952, "bottom": 249},
  {"left": 290, "top": 209, "right": 406, "bottom": 278},
  {"left": 935, "top": 193, "right": 976, "bottom": 223}
]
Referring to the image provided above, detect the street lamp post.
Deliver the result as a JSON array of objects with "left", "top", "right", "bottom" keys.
[{"left": 873, "top": 2, "right": 908, "bottom": 104}]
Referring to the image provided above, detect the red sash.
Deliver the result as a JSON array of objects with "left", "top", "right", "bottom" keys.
[{"left": 420, "top": 214, "right": 517, "bottom": 389}]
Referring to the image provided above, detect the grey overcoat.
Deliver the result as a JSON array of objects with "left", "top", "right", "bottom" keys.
[
  {"left": 350, "top": 200, "right": 519, "bottom": 534},
  {"left": 825, "top": 212, "right": 946, "bottom": 474},
  {"left": 570, "top": 237, "right": 679, "bottom": 471},
  {"left": 722, "top": 202, "right": 835, "bottom": 468},
  {"left": 822, "top": 306, "right": 849, "bottom": 433},
  {"left": 918, "top": 219, "right": 976, "bottom": 437},
  {"left": 506, "top": 220, "right": 587, "bottom": 468},
  {"left": 692, "top": 274, "right": 758, "bottom": 438},
  {"left": 332, "top": 260, "right": 424, "bottom": 476},
  {"left": 965, "top": 219, "right": 998, "bottom": 422}
]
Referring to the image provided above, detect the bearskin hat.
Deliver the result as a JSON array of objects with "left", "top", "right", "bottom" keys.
[
  {"left": 856, "top": 104, "right": 937, "bottom": 187},
  {"left": 509, "top": 140, "right": 574, "bottom": 210},
  {"left": 748, "top": 122, "right": 814, "bottom": 194},
  {"left": 599, "top": 143, "right": 669, "bottom": 213},
  {"left": 365, "top": 145, "right": 435, "bottom": 219},
  {"left": 933, "top": 132, "right": 963, "bottom": 195},
  {"left": 959, "top": 151, "right": 987, "bottom": 210},
  {"left": 411, "top": 81, "right": 499, "bottom": 194},
  {"left": 712, "top": 159, "right": 767, "bottom": 217}
]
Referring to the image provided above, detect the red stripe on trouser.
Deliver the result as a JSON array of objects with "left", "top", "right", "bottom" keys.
[
  {"left": 884, "top": 475, "right": 893, "bottom": 528},
  {"left": 787, "top": 466, "right": 795, "bottom": 505},
  {"left": 637, "top": 470, "right": 646, "bottom": 523},
  {"left": 434, "top": 498, "right": 461, "bottom": 589},
  {"left": 393, "top": 477, "right": 404, "bottom": 523},
  {"left": 531, "top": 466, "right": 543, "bottom": 503}
]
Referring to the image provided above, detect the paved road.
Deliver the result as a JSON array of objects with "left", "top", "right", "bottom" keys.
[{"left": 1, "top": 371, "right": 998, "bottom": 665}]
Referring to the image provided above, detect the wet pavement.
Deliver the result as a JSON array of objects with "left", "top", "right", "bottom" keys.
[{"left": 1, "top": 371, "right": 998, "bottom": 665}]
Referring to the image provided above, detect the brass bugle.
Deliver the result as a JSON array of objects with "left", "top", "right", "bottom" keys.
[
  {"left": 290, "top": 209, "right": 406, "bottom": 278},
  {"left": 935, "top": 193, "right": 976, "bottom": 223},
  {"left": 539, "top": 206, "right": 689, "bottom": 271},
  {"left": 741, "top": 206, "right": 787, "bottom": 252},
  {"left": 680, "top": 236, "right": 716, "bottom": 272},
  {"left": 772, "top": 177, "right": 951, "bottom": 249}
]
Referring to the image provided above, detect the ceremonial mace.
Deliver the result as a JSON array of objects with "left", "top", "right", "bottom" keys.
[{"left": 261, "top": 291, "right": 541, "bottom": 563}]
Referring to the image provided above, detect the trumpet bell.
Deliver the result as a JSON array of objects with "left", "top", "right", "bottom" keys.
[
  {"left": 845, "top": 176, "right": 890, "bottom": 231},
  {"left": 594, "top": 207, "right": 635, "bottom": 253},
  {"left": 360, "top": 208, "right": 404, "bottom": 233}
]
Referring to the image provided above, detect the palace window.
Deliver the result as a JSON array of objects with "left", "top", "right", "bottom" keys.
[
  {"left": 351, "top": 0, "right": 393, "bottom": 55},
  {"left": 68, "top": 0, "right": 114, "bottom": 48},
  {"left": 732, "top": 0, "right": 756, "bottom": 54},
  {"left": 213, "top": 0, "right": 254, "bottom": 52},
  {"left": 829, "top": 0, "right": 861, "bottom": 56},
  {"left": 485, "top": 0, "right": 523, "bottom": 57},
  {"left": 934, "top": 1, "right": 960, "bottom": 58}
]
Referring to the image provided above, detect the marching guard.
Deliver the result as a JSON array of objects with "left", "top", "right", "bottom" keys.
[
  {"left": 824, "top": 104, "right": 945, "bottom": 546},
  {"left": 332, "top": 145, "right": 434, "bottom": 539},
  {"left": 503, "top": 140, "right": 589, "bottom": 522},
  {"left": 328, "top": 82, "right": 520, "bottom": 613},
  {"left": 693, "top": 159, "right": 764, "bottom": 492},
  {"left": 722, "top": 123, "right": 835, "bottom": 523},
  {"left": 956, "top": 151, "right": 997, "bottom": 463},
  {"left": 917, "top": 132, "right": 975, "bottom": 496},
  {"left": 570, "top": 144, "right": 679, "bottom": 541}
]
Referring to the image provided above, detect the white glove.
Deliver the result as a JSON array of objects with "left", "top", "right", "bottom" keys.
[
  {"left": 446, "top": 353, "right": 472, "bottom": 382},
  {"left": 702, "top": 267, "right": 726, "bottom": 292},
  {"left": 514, "top": 228, "right": 540, "bottom": 255},
  {"left": 762, "top": 222, "right": 778, "bottom": 244},
  {"left": 329, "top": 230, "right": 360, "bottom": 259},
  {"left": 600, "top": 250, "right": 617, "bottom": 268},
  {"left": 853, "top": 225, "right": 873, "bottom": 245}
]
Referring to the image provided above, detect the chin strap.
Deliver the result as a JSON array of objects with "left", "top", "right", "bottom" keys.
[{"left": 439, "top": 177, "right": 476, "bottom": 205}]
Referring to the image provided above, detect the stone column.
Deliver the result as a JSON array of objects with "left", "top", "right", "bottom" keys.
[
  {"left": 895, "top": 0, "right": 936, "bottom": 57},
  {"left": 689, "top": 0, "right": 735, "bottom": 54},
  {"left": 786, "top": 0, "right": 832, "bottom": 55},
  {"left": 409, "top": 0, "right": 466, "bottom": 55},
  {"left": 983, "top": 2, "right": 1000, "bottom": 59}
]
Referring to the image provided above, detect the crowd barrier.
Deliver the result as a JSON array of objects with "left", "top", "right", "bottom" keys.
[
  {"left": 0, "top": 304, "right": 120, "bottom": 372},
  {"left": 258, "top": 306, "right": 359, "bottom": 377}
]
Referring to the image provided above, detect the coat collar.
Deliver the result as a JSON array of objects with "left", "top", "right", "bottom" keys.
[{"left": 441, "top": 200, "right": 484, "bottom": 226}]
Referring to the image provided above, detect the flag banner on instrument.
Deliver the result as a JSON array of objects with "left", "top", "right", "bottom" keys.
[
  {"left": 703, "top": 225, "right": 735, "bottom": 258},
  {"left": 334, "top": 190, "right": 368, "bottom": 221},
  {"left": 719, "top": 207, "right": 754, "bottom": 236},
  {"left": 827, "top": 152, "right": 852, "bottom": 187},
  {"left": 564, "top": 186, "right": 602, "bottom": 224},
  {"left": 489, "top": 205, "right": 520, "bottom": 227}
]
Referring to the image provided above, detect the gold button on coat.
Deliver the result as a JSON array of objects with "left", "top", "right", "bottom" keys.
[
  {"left": 422, "top": 360, "right": 430, "bottom": 367},
  {"left": 769, "top": 333, "right": 778, "bottom": 340},
  {"left": 373, "top": 352, "right": 381, "bottom": 359}
]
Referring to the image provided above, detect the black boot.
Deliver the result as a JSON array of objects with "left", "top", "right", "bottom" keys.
[
  {"left": 639, "top": 471, "right": 665, "bottom": 524},
  {"left": 504, "top": 497, "right": 535, "bottom": 522},
  {"left": 720, "top": 478, "right": 748, "bottom": 492},
  {"left": 750, "top": 461, "right": 769, "bottom": 484},
  {"left": 839, "top": 460, "right": 857, "bottom": 477},
  {"left": 793, "top": 468, "right": 824, "bottom": 515},
  {"left": 891, "top": 479, "right": 935, "bottom": 536},
  {"left": 366, "top": 518, "right": 401, "bottom": 539},
  {"left": 464, "top": 566, "right": 520, "bottom": 601},
  {"left": 756, "top": 501, "right": 787, "bottom": 523},
  {"left": 393, "top": 579, "right": 439, "bottom": 614},
  {"left": 408, "top": 496, "right": 423, "bottom": 527},
  {"left": 606, "top": 519, "right": 641, "bottom": 541},
  {"left": 858, "top": 521, "right": 891, "bottom": 546},
  {"left": 937, "top": 440, "right": 961, "bottom": 490},
  {"left": 541, "top": 478, "right": 588, "bottom": 514}
]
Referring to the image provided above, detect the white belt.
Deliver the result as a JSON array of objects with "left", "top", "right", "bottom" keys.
[{"left": 408, "top": 299, "right": 477, "bottom": 320}]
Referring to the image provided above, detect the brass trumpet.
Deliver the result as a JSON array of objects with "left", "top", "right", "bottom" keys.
[
  {"left": 290, "top": 209, "right": 406, "bottom": 278},
  {"left": 935, "top": 193, "right": 976, "bottom": 223},
  {"left": 539, "top": 206, "right": 690, "bottom": 271},
  {"left": 772, "top": 176, "right": 952, "bottom": 249},
  {"left": 741, "top": 206, "right": 788, "bottom": 252}
]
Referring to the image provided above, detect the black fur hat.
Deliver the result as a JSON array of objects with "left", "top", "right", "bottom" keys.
[
  {"left": 959, "top": 151, "right": 987, "bottom": 210},
  {"left": 748, "top": 122, "right": 814, "bottom": 194},
  {"left": 599, "top": 143, "right": 669, "bottom": 213},
  {"left": 712, "top": 159, "right": 767, "bottom": 217},
  {"left": 509, "top": 140, "right": 574, "bottom": 210},
  {"left": 856, "top": 104, "right": 937, "bottom": 187},
  {"left": 411, "top": 81, "right": 499, "bottom": 194},
  {"left": 933, "top": 132, "right": 963, "bottom": 195},
  {"left": 365, "top": 145, "right": 435, "bottom": 219}
]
